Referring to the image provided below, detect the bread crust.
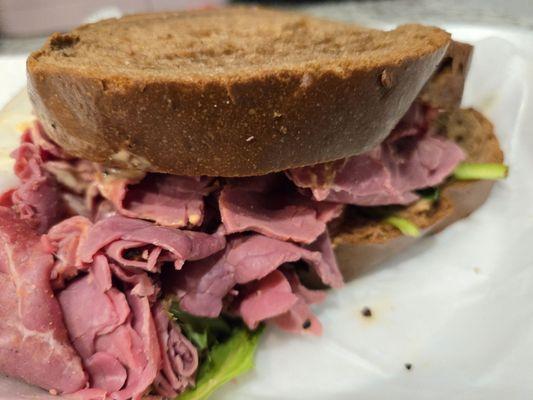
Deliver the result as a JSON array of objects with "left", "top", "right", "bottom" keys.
[
  {"left": 27, "top": 8, "right": 450, "bottom": 177},
  {"left": 332, "top": 108, "right": 504, "bottom": 280},
  {"left": 420, "top": 40, "right": 473, "bottom": 109}
]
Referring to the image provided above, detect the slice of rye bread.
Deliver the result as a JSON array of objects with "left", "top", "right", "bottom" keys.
[
  {"left": 332, "top": 108, "right": 504, "bottom": 280},
  {"left": 27, "top": 6, "right": 452, "bottom": 177},
  {"left": 419, "top": 40, "right": 473, "bottom": 110}
]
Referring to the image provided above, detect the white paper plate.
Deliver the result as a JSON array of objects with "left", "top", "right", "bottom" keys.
[{"left": 0, "top": 24, "right": 531, "bottom": 400}]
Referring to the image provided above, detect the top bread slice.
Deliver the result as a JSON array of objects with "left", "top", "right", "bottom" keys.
[{"left": 27, "top": 6, "right": 451, "bottom": 177}]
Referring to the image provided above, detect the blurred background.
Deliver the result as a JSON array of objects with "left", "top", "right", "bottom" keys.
[{"left": 0, "top": 0, "right": 531, "bottom": 39}]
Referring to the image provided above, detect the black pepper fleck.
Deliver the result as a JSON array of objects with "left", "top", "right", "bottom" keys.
[
  {"left": 405, "top": 363, "right": 412, "bottom": 371},
  {"left": 361, "top": 307, "right": 372, "bottom": 318},
  {"left": 302, "top": 319, "right": 311, "bottom": 329}
]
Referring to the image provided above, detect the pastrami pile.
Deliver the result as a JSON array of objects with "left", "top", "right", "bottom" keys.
[{"left": 0, "top": 103, "right": 464, "bottom": 398}]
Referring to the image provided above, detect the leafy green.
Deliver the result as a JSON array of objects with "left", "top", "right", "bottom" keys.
[
  {"left": 178, "top": 327, "right": 263, "bottom": 400},
  {"left": 453, "top": 162, "right": 508, "bottom": 180},
  {"left": 171, "top": 305, "right": 231, "bottom": 351},
  {"left": 169, "top": 304, "right": 263, "bottom": 400},
  {"left": 385, "top": 216, "right": 421, "bottom": 237},
  {"left": 416, "top": 187, "right": 440, "bottom": 202}
]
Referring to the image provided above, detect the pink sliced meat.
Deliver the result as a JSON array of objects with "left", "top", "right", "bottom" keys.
[
  {"left": 153, "top": 303, "right": 198, "bottom": 397},
  {"left": 121, "top": 225, "right": 226, "bottom": 265},
  {"left": 45, "top": 215, "right": 92, "bottom": 287},
  {"left": 305, "top": 231, "right": 340, "bottom": 286},
  {"left": 289, "top": 103, "right": 465, "bottom": 206},
  {"left": 0, "top": 207, "right": 87, "bottom": 393},
  {"left": 59, "top": 256, "right": 162, "bottom": 400},
  {"left": 85, "top": 352, "right": 127, "bottom": 393},
  {"left": 98, "top": 173, "right": 212, "bottom": 228},
  {"left": 273, "top": 297, "right": 323, "bottom": 335},
  {"left": 171, "top": 251, "right": 235, "bottom": 318},
  {"left": 239, "top": 270, "right": 298, "bottom": 329},
  {"left": 220, "top": 183, "right": 341, "bottom": 244},
  {"left": 284, "top": 270, "right": 327, "bottom": 305},
  {"left": 0, "top": 102, "right": 466, "bottom": 398},
  {"left": 229, "top": 234, "right": 343, "bottom": 289},
  {"left": 58, "top": 256, "right": 130, "bottom": 358},
  {"left": 78, "top": 215, "right": 225, "bottom": 271},
  {"left": 77, "top": 216, "right": 152, "bottom": 263},
  {"left": 64, "top": 388, "right": 107, "bottom": 400},
  {"left": 109, "top": 263, "right": 158, "bottom": 299},
  {"left": 298, "top": 149, "right": 421, "bottom": 205},
  {"left": 272, "top": 270, "right": 326, "bottom": 335},
  {"left": 99, "top": 292, "right": 161, "bottom": 400},
  {"left": 106, "top": 240, "right": 163, "bottom": 272},
  {"left": 173, "top": 233, "right": 342, "bottom": 318},
  {"left": 383, "top": 133, "right": 465, "bottom": 194},
  {"left": 11, "top": 142, "right": 65, "bottom": 232}
]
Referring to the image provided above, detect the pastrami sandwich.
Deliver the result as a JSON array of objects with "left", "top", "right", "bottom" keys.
[{"left": 0, "top": 6, "right": 506, "bottom": 400}]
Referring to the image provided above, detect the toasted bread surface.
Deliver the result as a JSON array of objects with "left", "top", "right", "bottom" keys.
[{"left": 27, "top": 7, "right": 450, "bottom": 176}]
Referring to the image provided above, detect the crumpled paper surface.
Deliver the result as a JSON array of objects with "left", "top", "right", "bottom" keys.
[{"left": 0, "top": 25, "right": 531, "bottom": 400}]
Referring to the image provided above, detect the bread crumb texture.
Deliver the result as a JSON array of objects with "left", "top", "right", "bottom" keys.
[{"left": 31, "top": 7, "right": 449, "bottom": 81}]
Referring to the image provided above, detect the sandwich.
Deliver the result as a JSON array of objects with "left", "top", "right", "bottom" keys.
[{"left": 0, "top": 6, "right": 506, "bottom": 400}]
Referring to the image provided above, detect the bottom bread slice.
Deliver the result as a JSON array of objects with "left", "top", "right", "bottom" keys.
[{"left": 332, "top": 108, "right": 504, "bottom": 280}]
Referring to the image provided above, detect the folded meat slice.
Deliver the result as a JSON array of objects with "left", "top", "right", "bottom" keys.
[
  {"left": 169, "top": 250, "right": 235, "bottom": 318},
  {"left": 45, "top": 215, "right": 92, "bottom": 287},
  {"left": 0, "top": 207, "right": 87, "bottom": 394},
  {"left": 170, "top": 232, "right": 341, "bottom": 332},
  {"left": 84, "top": 352, "right": 127, "bottom": 394},
  {"left": 95, "top": 292, "right": 161, "bottom": 400},
  {"left": 119, "top": 224, "right": 226, "bottom": 265},
  {"left": 11, "top": 139, "right": 65, "bottom": 233},
  {"left": 109, "top": 263, "right": 158, "bottom": 299},
  {"left": 384, "top": 134, "right": 465, "bottom": 194},
  {"left": 97, "top": 173, "right": 213, "bottom": 228},
  {"left": 77, "top": 216, "right": 152, "bottom": 261},
  {"left": 272, "top": 295, "right": 324, "bottom": 336},
  {"left": 76, "top": 215, "right": 225, "bottom": 271},
  {"left": 153, "top": 303, "right": 198, "bottom": 398},
  {"left": 229, "top": 233, "right": 342, "bottom": 288},
  {"left": 289, "top": 103, "right": 465, "bottom": 206},
  {"left": 271, "top": 271, "right": 326, "bottom": 335},
  {"left": 58, "top": 256, "right": 130, "bottom": 359},
  {"left": 238, "top": 270, "right": 299, "bottom": 329},
  {"left": 59, "top": 256, "right": 159, "bottom": 399},
  {"left": 219, "top": 180, "right": 342, "bottom": 244},
  {"left": 59, "top": 256, "right": 197, "bottom": 399}
]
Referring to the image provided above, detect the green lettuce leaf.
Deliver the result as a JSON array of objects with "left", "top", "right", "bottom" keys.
[
  {"left": 416, "top": 187, "right": 440, "bottom": 202},
  {"left": 169, "top": 304, "right": 263, "bottom": 400},
  {"left": 171, "top": 305, "right": 231, "bottom": 351},
  {"left": 178, "top": 327, "right": 263, "bottom": 400}
]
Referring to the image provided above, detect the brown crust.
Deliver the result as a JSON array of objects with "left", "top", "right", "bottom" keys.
[
  {"left": 332, "top": 108, "right": 504, "bottom": 280},
  {"left": 419, "top": 40, "right": 473, "bottom": 109},
  {"left": 27, "top": 8, "right": 451, "bottom": 177}
]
